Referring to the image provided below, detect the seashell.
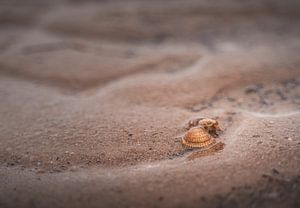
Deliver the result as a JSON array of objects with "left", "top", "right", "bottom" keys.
[
  {"left": 198, "top": 118, "right": 221, "bottom": 137},
  {"left": 181, "top": 127, "right": 216, "bottom": 148}
]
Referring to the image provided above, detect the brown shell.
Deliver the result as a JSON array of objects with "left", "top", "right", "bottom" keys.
[{"left": 181, "top": 127, "right": 216, "bottom": 148}]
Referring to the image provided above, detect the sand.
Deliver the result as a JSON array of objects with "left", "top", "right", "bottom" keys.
[{"left": 0, "top": 0, "right": 299, "bottom": 207}]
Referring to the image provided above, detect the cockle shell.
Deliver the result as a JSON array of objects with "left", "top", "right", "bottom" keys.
[{"left": 181, "top": 127, "right": 216, "bottom": 148}]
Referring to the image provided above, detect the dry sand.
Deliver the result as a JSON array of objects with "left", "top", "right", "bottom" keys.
[{"left": 0, "top": 0, "right": 299, "bottom": 207}]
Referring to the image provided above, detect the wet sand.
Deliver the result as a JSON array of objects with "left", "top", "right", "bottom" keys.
[{"left": 0, "top": 0, "right": 299, "bottom": 207}]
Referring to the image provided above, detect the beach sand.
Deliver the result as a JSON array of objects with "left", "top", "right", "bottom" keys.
[{"left": 0, "top": 0, "right": 299, "bottom": 207}]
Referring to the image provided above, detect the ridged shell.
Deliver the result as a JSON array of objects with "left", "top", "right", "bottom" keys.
[{"left": 182, "top": 127, "right": 216, "bottom": 148}]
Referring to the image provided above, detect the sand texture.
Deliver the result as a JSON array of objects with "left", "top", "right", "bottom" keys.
[{"left": 0, "top": 0, "right": 300, "bottom": 207}]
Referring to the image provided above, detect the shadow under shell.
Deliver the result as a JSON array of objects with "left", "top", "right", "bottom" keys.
[{"left": 187, "top": 142, "right": 225, "bottom": 161}]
